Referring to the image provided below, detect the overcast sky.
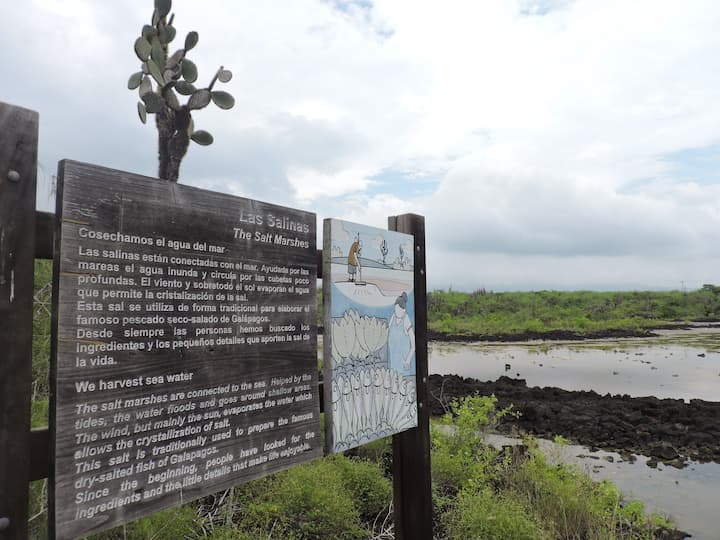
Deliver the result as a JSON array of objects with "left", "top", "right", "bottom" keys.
[{"left": 3, "top": 0, "right": 720, "bottom": 291}]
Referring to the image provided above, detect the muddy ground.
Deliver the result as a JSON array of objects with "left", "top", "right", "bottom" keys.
[
  {"left": 426, "top": 328, "right": 656, "bottom": 343},
  {"left": 426, "top": 321, "right": 720, "bottom": 343},
  {"left": 428, "top": 374, "right": 720, "bottom": 467}
]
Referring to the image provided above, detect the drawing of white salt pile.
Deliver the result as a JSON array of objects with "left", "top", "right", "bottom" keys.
[{"left": 334, "top": 281, "right": 396, "bottom": 308}]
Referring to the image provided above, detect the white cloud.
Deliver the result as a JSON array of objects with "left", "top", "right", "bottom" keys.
[
  {"left": 427, "top": 250, "right": 720, "bottom": 292},
  {"left": 426, "top": 152, "right": 720, "bottom": 257},
  {"left": 2, "top": 0, "right": 720, "bottom": 289},
  {"left": 403, "top": 0, "right": 720, "bottom": 289},
  {"left": 289, "top": 168, "right": 372, "bottom": 202}
]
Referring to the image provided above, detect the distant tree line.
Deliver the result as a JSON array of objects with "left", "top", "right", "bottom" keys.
[{"left": 427, "top": 286, "right": 720, "bottom": 338}]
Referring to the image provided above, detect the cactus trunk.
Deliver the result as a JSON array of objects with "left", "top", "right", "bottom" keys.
[
  {"left": 156, "top": 106, "right": 190, "bottom": 182},
  {"left": 130, "top": 1, "right": 233, "bottom": 183}
]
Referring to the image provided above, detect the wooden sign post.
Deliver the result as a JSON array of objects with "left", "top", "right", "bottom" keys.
[
  {"left": 0, "top": 102, "right": 39, "bottom": 540},
  {"left": 50, "top": 161, "right": 322, "bottom": 539},
  {"left": 389, "top": 214, "right": 432, "bottom": 540}
]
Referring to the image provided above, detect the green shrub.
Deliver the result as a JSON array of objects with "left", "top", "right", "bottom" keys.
[
  {"left": 507, "top": 446, "right": 661, "bottom": 539},
  {"left": 442, "top": 487, "right": 549, "bottom": 540},
  {"left": 31, "top": 398, "right": 49, "bottom": 428},
  {"left": 427, "top": 287, "right": 720, "bottom": 337},
  {"left": 510, "top": 452, "right": 610, "bottom": 539},
  {"left": 28, "top": 480, "right": 48, "bottom": 539},
  {"left": 431, "top": 394, "right": 515, "bottom": 494},
  {"left": 28, "top": 261, "right": 53, "bottom": 538},
  {"left": 91, "top": 504, "right": 203, "bottom": 539},
  {"left": 201, "top": 526, "right": 258, "bottom": 539},
  {"left": 433, "top": 395, "right": 678, "bottom": 540},
  {"left": 331, "top": 455, "right": 392, "bottom": 523},
  {"left": 32, "top": 260, "right": 52, "bottom": 400},
  {"left": 232, "top": 458, "right": 371, "bottom": 539}
]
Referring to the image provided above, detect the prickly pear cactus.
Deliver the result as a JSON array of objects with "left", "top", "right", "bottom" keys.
[{"left": 128, "top": 0, "right": 234, "bottom": 182}]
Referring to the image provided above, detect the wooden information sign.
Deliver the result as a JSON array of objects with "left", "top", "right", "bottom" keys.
[
  {"left": 50, "top": 161, "right": 321, "bottom": 539},
  {"left": 322, "top": 219, "right": 418, "bottom": 453}
]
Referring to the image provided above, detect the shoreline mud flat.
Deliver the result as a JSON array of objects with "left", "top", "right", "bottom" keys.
[
  {"left": 428, "top": 374, "right": 720, "bottom": 467},
  {"left": 427, "top": 321, "right": 720, "bottom": 344}
]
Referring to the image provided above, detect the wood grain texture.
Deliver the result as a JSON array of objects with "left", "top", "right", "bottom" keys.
[
  {"left": 0, "top": 102, "right": 38, "bottom": 540},
  {"left": 389, "top": 214, "right": 432, "bottom": 540},
  {"left": 50, "top": 161, "right": 321, "bottom": 539}
]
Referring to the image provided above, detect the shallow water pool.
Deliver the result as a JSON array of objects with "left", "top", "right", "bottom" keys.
[
  {"left": 429, "top": 328, "right": 720, "bottom": 402},
  {"left": 429, "top": 329, "right": 720, "bottom": 537}
]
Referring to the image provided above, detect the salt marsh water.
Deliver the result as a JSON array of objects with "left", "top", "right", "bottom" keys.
[
  {"left": 429, "top": 327, "right": 720, "bottom": 402},
  {"left": 429, "top": 328, "right": 720, "bottom": 538}
]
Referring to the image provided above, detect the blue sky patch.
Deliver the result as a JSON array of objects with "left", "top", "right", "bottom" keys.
[
  {"left": 367, "top": 167, "right": 442, "bottom": 199},
  {"left": 662, "top": 144, "right": 720, "bottom": 185},
  {"left": 518, "top": 0, "right": 574, "bottom": 17},
  {"left": 330, "top": 0, "right": 373, "bottom": 13}
]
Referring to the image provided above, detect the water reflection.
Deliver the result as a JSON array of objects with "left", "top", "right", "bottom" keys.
[{"left": 429, "top": 329, "right": 720, "bottom": 402}]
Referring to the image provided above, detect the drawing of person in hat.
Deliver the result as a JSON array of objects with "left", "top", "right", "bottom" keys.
[{"left": 347, "top": 237, "right": 361, "bottom": 282}]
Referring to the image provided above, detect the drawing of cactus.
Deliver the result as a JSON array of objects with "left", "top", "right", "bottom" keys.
[{"left": 380, "top": 238, "right": 388, "bottom": 265}]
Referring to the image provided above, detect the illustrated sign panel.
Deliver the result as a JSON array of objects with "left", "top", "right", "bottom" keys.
[
  {"left": 322, "top": 219, "right": 418, "bottom": 453},
  {"left": 51, "top": 161, "right": 321, "bottom": 539}
]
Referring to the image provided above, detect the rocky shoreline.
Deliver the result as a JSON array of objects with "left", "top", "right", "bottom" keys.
[
  {"left": 426, "top": 321, "right": 720, "bottom": 343},
  {"left": 427, "top": 327, "right": 657, "bottom": 343},
  {"left": 428, "top": 374, "right": 720, "bottom": 467}
]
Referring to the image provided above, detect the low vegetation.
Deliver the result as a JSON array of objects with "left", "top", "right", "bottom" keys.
[
  {"left": 431, "top": 395, "right": 675, "bottom": 540},
  {"left": 28, "top": 261, "right": 680, "bottom": 538},
  {"left": 427, "top": 287, "right": 720, "bottom": 338},
  {"left": 29, "top": 395, "right": 680, "bottom": 539},
  {"left": 29, "top": 395, "right": 669, "bottom": 539}
]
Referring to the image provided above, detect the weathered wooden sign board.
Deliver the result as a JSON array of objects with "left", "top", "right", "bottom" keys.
[
  {"left": 322, "top": 219, "right": 418, "bottom": 453},
  {"left": 50, "top": 161, "right": 321, "bottom": 539}
]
